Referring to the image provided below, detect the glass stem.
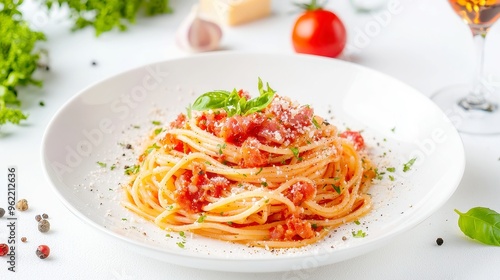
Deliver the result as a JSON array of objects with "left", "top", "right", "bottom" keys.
[
  {"left": 458, "top": 32, "right": 497, "bottom": 112},
  {"left": 471, "top": 34, "right": 486, "bottom": 100}
]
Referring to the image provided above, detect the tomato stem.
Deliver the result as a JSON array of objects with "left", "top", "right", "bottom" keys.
[{"left": 295, "top": 0, "right": 324, "bottom": 11}]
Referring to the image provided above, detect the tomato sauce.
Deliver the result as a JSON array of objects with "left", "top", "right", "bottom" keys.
[
  {"left": 269, "top": 215, "right": 315, "bottom": 241},
  {"left": 194, "top": 95, "right": 314, "bottom": 147},
  {"left": 176, "top": 163, "right": 230, "bottom": 213}
]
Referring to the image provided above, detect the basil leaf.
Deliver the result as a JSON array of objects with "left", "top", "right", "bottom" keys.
[
  {"left": 186, "top": 105, "right": 192, "bottom": 119},
  {"left": 244, "top": 92, "right": 274, "bottom": 115},
  {"left": 237, "top": 90, "right": 248, "bottom": 115},
  {"left": 455, "top": 207, "right": 500, "bottom": 246},
  {"left": 192, "top": 90, "right": 230, "bottom": 111},
  {"left": 191, "top": 78, "right": 275, "bottom": 116},
  {"left": 258, "top": 77, "right": 264, "bottom": 95},
  {"left": 225, "top": 89, "right": 242, "bottom": 117},
  {"left": 312, "top": 117, "right": 321, "bottom": 129},
  {"left": 244, "top": 80, "right": 275, "bottom": 115}
]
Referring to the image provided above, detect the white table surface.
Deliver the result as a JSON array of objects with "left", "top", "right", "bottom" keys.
[{"left": 2, "top": 0, "right": 500, "bottom": 279}]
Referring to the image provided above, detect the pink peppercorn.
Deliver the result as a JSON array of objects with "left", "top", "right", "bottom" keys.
[
  {"left": 36, "top": 245, "right": 50, "bottom": 259},
  {"left": 0, "top": 244, "right": 9, "bottom": 256}
]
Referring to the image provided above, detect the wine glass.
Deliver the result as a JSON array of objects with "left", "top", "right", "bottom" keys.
[{"left": 431, "top": 0, "right": 500, "bottom": 134}]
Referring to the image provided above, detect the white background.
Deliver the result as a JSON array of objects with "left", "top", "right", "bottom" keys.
[{"left": 1, "top": 0, "right": 500, "bottom": 279}]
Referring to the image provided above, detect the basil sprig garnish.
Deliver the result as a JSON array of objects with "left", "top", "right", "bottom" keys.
[
  {"left": 191, "top": 78, "right": 276, "bottom": 117},
  {"left": 455, "top": 207, "right": 500, "bottom": 246}
]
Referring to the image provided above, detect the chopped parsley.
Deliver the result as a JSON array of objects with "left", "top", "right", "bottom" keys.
[
  {"left": 354, "top": 220, "right": 361, "bottom": 225},
  {"left": 216, "top": 143, "right": 226, "bottom": 155},
  {"left": 145, "top": 143, "right": 160, "bottom": 154},
  {"left": 403, "top": 158, "right": 417, "bottom": 172},
  {"left": 352, "top": 230, "right": 367, "bottom": 238},
  {"left": 154, "top": 128, "right": 163, "bottom": 135},
  {"left": 290, "top": 147, "right": 302, "bottom": 160},
  {"left": 255, "top": 167, "right": 263, "bottom": 175},
  {"left": 110, "top": 164, "right": 117, "bottom": 170},
  {"left": 124, "top": 164, "right": 140, "bottom": 175},
  {"left": 332, "top": 185, "right": 341, "bottom": 194},
  {"left": 386, "top": 167, "right": 396, "bottom": 172},
  {"left": 177, "top": 231, "right": 187, "bottom": 248},
  {"left": 152, "top": 120, "right": 161, "bottom": 125},
  {"left": 374, "top": 168, "right": 385, "bottom": 180},
  {"left": 197, "top": 214, "right": 207, "bottom": 223},
  {"left": 97, "top": 161, "right": 106, "bottom": 167}
]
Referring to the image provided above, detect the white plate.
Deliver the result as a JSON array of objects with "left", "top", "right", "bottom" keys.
[{"left": 41, "top": 52, "right": 465, "bottom": 273}]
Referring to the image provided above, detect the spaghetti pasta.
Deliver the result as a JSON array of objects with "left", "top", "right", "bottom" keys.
[{"left": 123, "top": 80, "right": 376, "bottom": 248}]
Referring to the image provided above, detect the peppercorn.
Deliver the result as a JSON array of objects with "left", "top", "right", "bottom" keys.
[
  {"left": 0, "top": 207, "right": 5, "bottom": 218},
  {"left": 21, "top": 237, "right": 27, "bottom": 243},
  {"left": 42, "top": 213, "right": 49, "bottom": 219},
  {"left": 436, "top": 237, "right": 444, "bottom": 246},
  {"left": 38, "top": 219, "right": 50, "bottom": 233},
  {"left": 35, "top": 214, "right": 42, "bottom": 222},
  {"left": 16, "top": 199, "right": 28, "bottom": 211},
  {"left": 0, "top": 244, "right": 8, "bottom": 256},
  {"left": 36, "top": 245, "right": 50, "bottom": 259}
]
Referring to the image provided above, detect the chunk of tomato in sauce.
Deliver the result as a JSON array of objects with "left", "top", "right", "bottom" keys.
[
  {"left": 339, "top": 131, "right": 365, "bottom": 150},
  {"left": 160, "top": 133, "right": 184, "bottom": 152},
  {"left": 176, "top": 163, "right": 230, "bottom": 213},
  {"left": 285, "top": 181, "right": 316, "bottom": 205},
  {"left": 169, "top": 113, "right": 187, "bottom": 129},
  {"left": 269, "top": 215, "right": 315, "bottom": 241},
  {"left": 196, "top": 111, "right": 227, "bottom": 134},
  {"left": 240, "top": 137, "right": 269, "bottom": 168}
]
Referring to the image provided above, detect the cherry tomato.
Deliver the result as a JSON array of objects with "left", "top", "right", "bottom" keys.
[
  {"left": 339, "top": 131, "right": 365, "bottom": 150},
  {"left": 292, "top": 3, "right": 347, "bottom": 58}
]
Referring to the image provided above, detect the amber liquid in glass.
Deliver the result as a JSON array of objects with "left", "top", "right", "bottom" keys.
[
  {"left": 449, "top": 0, "right": 500, "bottom": 33},
  {"left": 430, "top": 1, "right": 500, "bottom": 134}
]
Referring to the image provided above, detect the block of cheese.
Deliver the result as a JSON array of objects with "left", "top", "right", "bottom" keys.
[{"left": 199, "top": 0, "right": 271, "bottom": 26}]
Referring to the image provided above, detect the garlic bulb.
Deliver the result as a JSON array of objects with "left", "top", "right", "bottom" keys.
[{"left": 176, "top": 5, "right": 223, "bottom": 53}]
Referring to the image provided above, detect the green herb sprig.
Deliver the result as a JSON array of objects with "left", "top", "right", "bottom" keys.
[
  {"left": 0, "top": 2, "right": 46, "bottom": 126},
  {"left": 42, "top": 0, "right": 173, "bottom": 36},
  {"left": 191, "top": 78, "right": 276, "bottom": 117}
]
